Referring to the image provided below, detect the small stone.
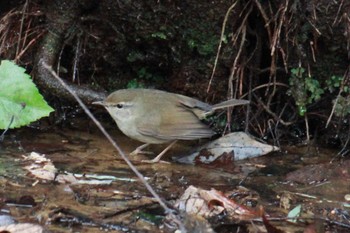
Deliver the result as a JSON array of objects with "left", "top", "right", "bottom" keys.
[{"left": 345, "top": 194, "right": 350, "bottom": 202}]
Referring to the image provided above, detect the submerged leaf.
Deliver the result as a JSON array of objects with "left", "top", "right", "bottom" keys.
[
  {"left": 287, "top": 204, "right": 302, "bottom": 223},
  {"left": 176, "top": 132, "right": 279, "bottom": 165}
]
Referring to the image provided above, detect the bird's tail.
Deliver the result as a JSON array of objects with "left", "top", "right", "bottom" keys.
[{"left": 212, "top": 99, "right": 249, "bottom": 110}]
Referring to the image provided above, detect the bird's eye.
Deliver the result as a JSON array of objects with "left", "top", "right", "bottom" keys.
[{"left": 116, "top": 104, "right": 123, "bottom": 109}]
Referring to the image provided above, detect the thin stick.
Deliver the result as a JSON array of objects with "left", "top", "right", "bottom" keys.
[
  {"left": 0, "top": 104, "right": 26, "bottom": 141},
  {"left": 254, "top": 94, "right": 294, "bottom": 126},
  {"left": 15, "top": 31, "right": 45, "bottom": 61},
  {"left": 72, "top": 37, "right": 81, "bottom": 83},
  {"left": 325, "top": 68, "right": 349, "bottom": 128},
  {"left": 40, "top": 61, "right": 179, "bottom": 219},
  {"left": 207, "top": 1, "right": 238, "bottom": 93},
  {"left": 0, "top": 115, "right": 15, "bottom": 141},
  {"left": 304, "top": 114, "right": 310, "bottom": 142},
  {"left": 16, "top": 0, "right": 28, "bottom": 58}
]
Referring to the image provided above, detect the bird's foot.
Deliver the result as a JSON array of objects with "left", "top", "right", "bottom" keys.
[
  {"left": 141, "top": 159, "right": 170, "bottom": 164},
  {"left": 140, "top": 140, "right": 177, "bottom": 164},
  {"left": 130, "top": 150, "right": 154, "bottom": 156},
  {"left": 130, "top": 143, "right": 154, "bottom": 156}
]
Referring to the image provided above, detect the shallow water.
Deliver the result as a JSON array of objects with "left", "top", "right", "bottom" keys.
[{"left": 0, "top": 122, "right": 349, "bottom": 232}]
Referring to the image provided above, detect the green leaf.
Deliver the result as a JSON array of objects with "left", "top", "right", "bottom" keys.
[
  {"left": 126, "top": 79, "right": 145, "bottom": 89},
  {"left": 298, "top": 105, "right": 307, "bottom": 116},
  {"left": 291, "top": 67, "right": 304, "bottom": 77},
  {"left": 151, "top": 31, "right": 167, "bottom": 40},
  {"left": 0, "top": 60, "right": 54, "bottom": 129}
]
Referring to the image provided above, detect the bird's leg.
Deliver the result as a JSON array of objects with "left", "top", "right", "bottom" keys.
[
  {"left": 142, "top": 140, "right": 178, "bottom": 163},
  {"left": 130, "top": 143, "right": 153, "bottom": 155}
]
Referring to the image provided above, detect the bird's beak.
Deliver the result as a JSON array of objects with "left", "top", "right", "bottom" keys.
[{"left": 92, "top": 101, "right": 104, "bottom": 106}]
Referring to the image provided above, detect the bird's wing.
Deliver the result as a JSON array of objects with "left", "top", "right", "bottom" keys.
[{"left": 136, "top": 103, "right": 214, "bottom": 141}]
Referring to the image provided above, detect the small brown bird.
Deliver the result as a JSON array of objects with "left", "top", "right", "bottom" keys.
[{"left": 93, "top": 89, "right": 249, "bottom": 163}]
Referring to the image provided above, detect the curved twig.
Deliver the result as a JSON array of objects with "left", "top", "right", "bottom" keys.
[{"left": 207, "top": 1, "right": 238, "bottom": 93}]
